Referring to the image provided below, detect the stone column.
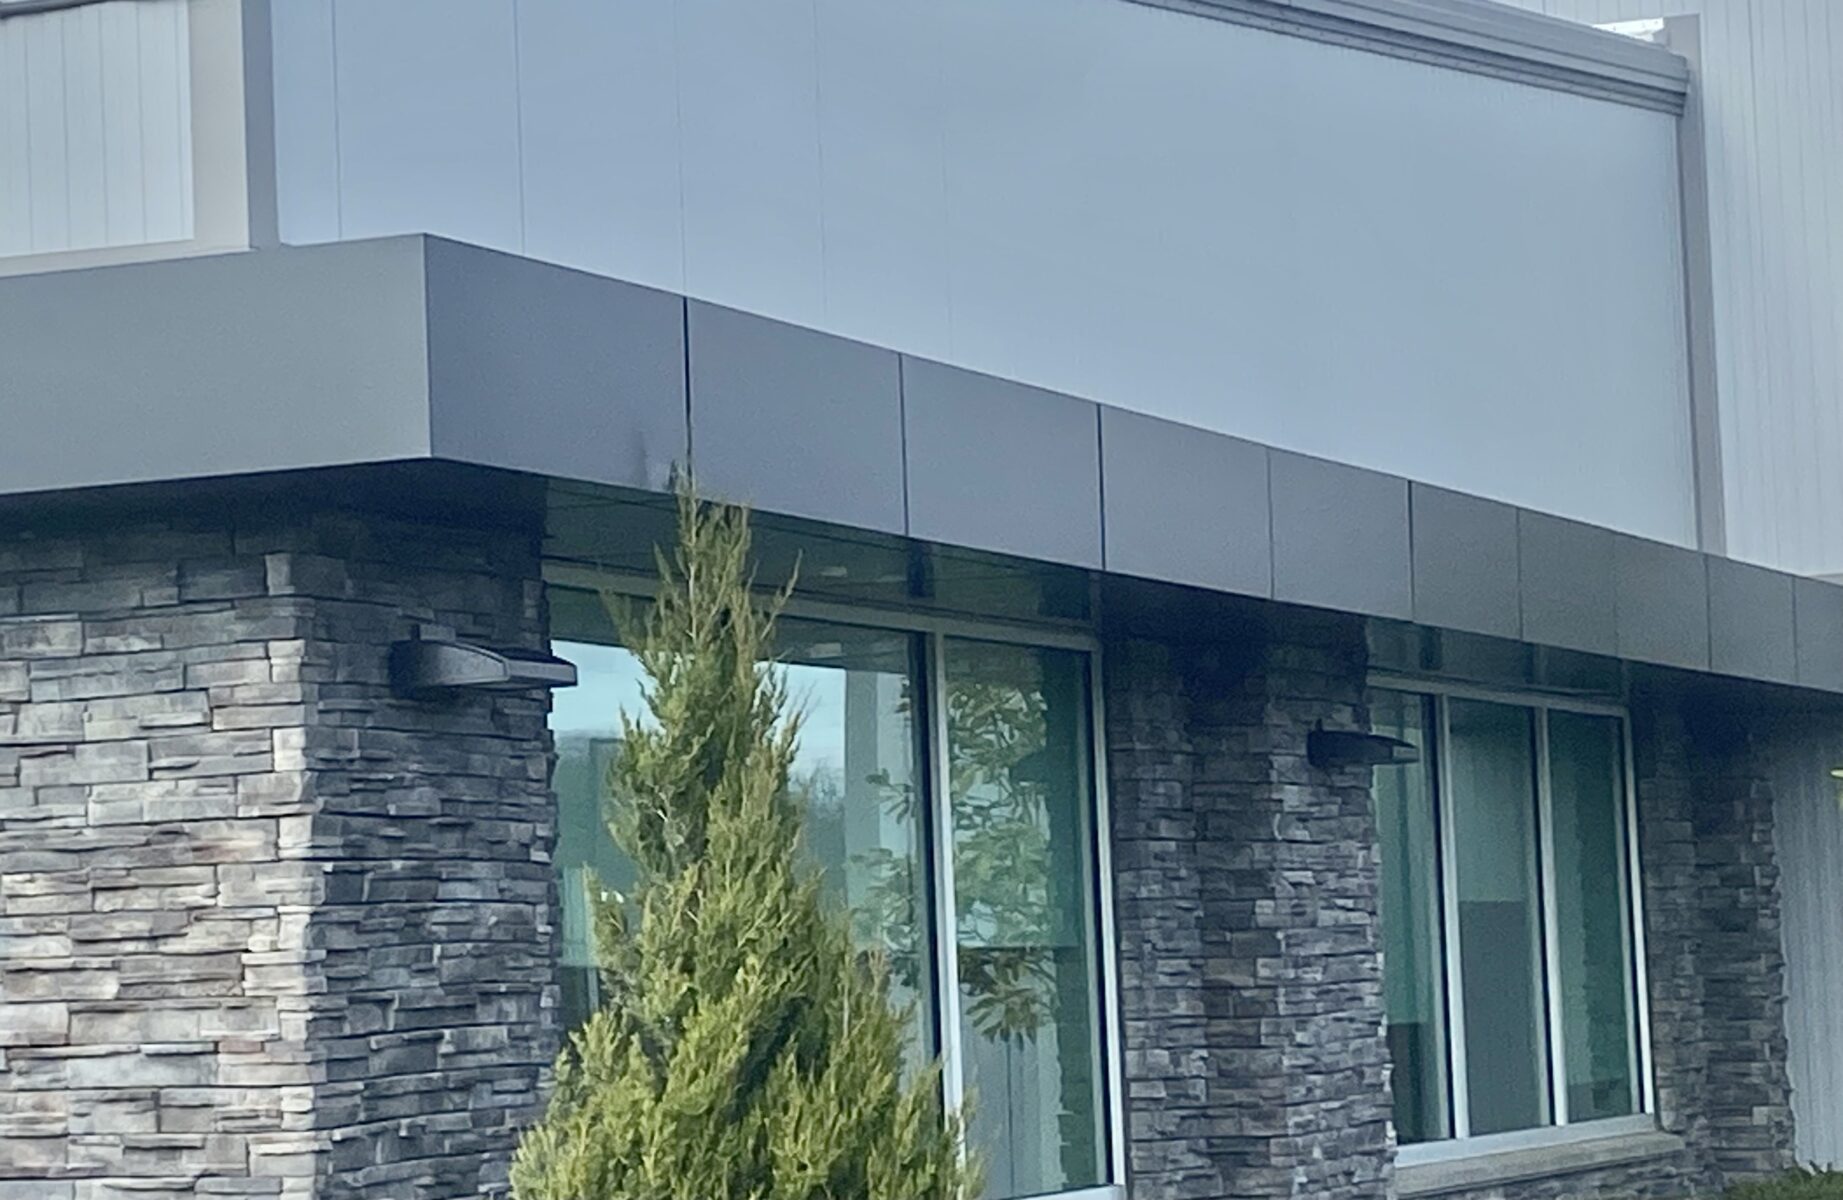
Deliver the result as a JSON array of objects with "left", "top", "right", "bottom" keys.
[
  {"left": 0, "top": 501, "right": 555, "bottom": 1200},
  {"left": 1106, "top": 607, "right": 1391, "bottom": 1200},
  {"left": 1632, "top": 694, "right": 1795, "bottom": 1192}
]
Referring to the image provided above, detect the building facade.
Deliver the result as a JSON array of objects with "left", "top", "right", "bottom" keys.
[{"left": 0, "top": 1, "right": 1838, "bottom": 1198}]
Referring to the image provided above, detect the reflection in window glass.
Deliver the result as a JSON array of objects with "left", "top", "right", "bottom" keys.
[
  {"left": 1372, "top": 691, "right": 1450, "bottom": 1143},
  {"left": 551, "top": 640, "right": 648, "bottom": 1032},
  {"left": 777, "top": 623, "right": 935, "bottom": 1060},
  {"left": 944, "top": 640, "right": 1105, "bottom": 1199},
  {"left": 1548, "top": 712, "right": 1638, "bottom": 1120},
  {"left": 1447, "top": 699, "right": 1551, "bottom": 1136},
  {"left": 551, "top": 617, "right": 933, "bottom": 1057}
]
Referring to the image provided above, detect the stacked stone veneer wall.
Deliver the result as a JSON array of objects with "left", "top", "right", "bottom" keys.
[
  {"left": 0, "top": 506, "right": 555, "bottom": 1199},
  {"left": 1105, "top": 608, "right": 1799, "bottom": 1200},
  {"left": 1412, "top": 693, "right": 1795, "bottom": 1200},
  {"left": 1105, "top": 607, "right": 1393, "bottom": 1200},
  {"left": 1641, "top": 699, "right": 1795, "bottom": 1186}
]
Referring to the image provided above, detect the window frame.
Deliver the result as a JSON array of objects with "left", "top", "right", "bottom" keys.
[
  {"left": 1369, "top": 672, "right": 1657, "bottom": 1165},
  {"left": 545, "top": 562, "right": 1129, "bottom": 1199}
]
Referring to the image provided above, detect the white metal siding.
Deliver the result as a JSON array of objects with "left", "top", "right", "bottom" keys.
[
  {"left": 1767, "top": 720, "right": 1843, "bottom": 1168},
  {"left": 1504, "top": 0, "right": 1843, "bottom": 576},
  {"left": 0, "top": 0, "right": 195, "bottom": 258},
  {"left": 271, "top": 0, "right": 1699, "bottom": 547}
]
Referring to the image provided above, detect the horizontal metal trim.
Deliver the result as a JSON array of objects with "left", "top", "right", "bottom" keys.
[
  {"left": 1366, "top": 672, "right": 1628, "bottom": 717},
  {"left": 544, "top": 562, "right": 1102, "bottom": 652},
  {"left": 1125, "top": 0, "right": 1689, "bottom": 114}
]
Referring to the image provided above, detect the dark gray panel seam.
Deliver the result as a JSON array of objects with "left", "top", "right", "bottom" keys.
[
  {"left": 1703, "top": 556, "right": 1715, "bottom": 672},
  {"left": 1094, "top": 406, "right": 1107, "bottom": 571},
  {"left": 1792, "top": 578, "right": 1805, "bottom": 684},
  {"left": 422, "top": 239, "right": 436, "bottom": 459},
  {"left": 1406, "top": 483, "right": 1418, "bottom": 623},
  {"left": 1264, "top": 448, "right": 1277, "bottom": 600},
  {"left": 1515, "top": 508, "right": 1527, "bottom": 643},
  {"left": 680, "top": 299, "right": 694, "bottom": 477},
  {"left": 898, "top": 355, "right": 911, "bottom": 537}
]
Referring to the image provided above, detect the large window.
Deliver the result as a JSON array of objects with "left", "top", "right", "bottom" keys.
[
  {"left": 550, "top": 588, "right": 1117, "bottom": 1199},
  {"left": 1373, "top": 685, "right": 1649, "bottom": 1154}
]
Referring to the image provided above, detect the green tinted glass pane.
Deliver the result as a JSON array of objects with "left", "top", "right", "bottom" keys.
[
  {"left": 1447, "top": 699, "right": 1552, "bottom": 1135},
  {"left": 1371, "top": 690, "right": 1450, "bottom": 1143},
  {"left": 943, "top": 640, "right": 1105, "bottom": 1198},
  {"left": 551, "top": 606, "right": 933, "bottom": 1059},
  {"left": 1547, "top": 711, "right": 1638, "bottom": 1121},
  {"left": 551, "top": 639, "right": 648, "bottom": 1032},
  {"left": 776, "top": 623, "right": 935, "bottom": 1059}
]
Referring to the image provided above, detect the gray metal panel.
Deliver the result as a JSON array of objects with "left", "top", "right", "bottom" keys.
[
  {"left": 1707, "top": 556, "right": 1796, "bottom": 684},
  {"left": 1410, "top": 483, "right": 1520, "bottom": 639},
  {"left": 688, "top": 302, "right": 905, "bottom": 534},
  {"left": 0, "top": 238, "right": 432, "bottom": 496},
  {"left": 425, "top": 239, "right": 686, "bottom": 494},
  {"left": 1099, "top": 407, "right": 1271, "bottom": 596},
  {"left": 1518, "top": 512, "right": 1617, "bottom": 656},
  {"left": 1613, "top": 534, "right": 1710, "bottom": 671},
  {"left": 1270, "top": 452, "right": 1411, "bottom": 619},
  {"left": 1794, "top": 578, "right": 1843, "bottom": 693},
  {"left": 903, "top": 357, "right": 1103, "bottom": 569}
]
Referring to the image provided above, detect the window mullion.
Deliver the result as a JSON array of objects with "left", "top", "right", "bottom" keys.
[
  {"left": 1621, "top": 718, "right": 1658, "bottom": 1116},
  {"left": 1088, "top": 651, "right": 1128, "bottom": 1185},
  {"left": 1535, "top": 707, "right": 1570, "bottom": 1126},
  {"left": 1434, "top": 694, "right": 1472, "bottom": 1139},
  {"left": 924, "top": 632, "right": 967, "bottom": 1145}
]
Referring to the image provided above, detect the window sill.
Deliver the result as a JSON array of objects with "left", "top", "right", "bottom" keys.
[{"left": 1396, "top": 1129, "right": 1687, "bottom": 1197}]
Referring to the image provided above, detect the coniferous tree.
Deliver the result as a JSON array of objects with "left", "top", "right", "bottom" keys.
[{"left": 512, "top": 485, "right": 974, "bottom": 1200}]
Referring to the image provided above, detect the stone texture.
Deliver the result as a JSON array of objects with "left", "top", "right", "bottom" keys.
[
  {"left": 1387, "top": 684, "right": 1796, "bottom": 1200},
  {"left": 0, "top": 506, "right": 554, "bottom": 1199},
  {"left": 1106, "top": 608, "right": 1392, "bottom": 1200},
  {"left": 1, "top": 491, "right": 1805, "bottom": 1200}
]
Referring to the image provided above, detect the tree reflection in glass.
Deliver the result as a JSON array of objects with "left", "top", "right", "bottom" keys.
[{"left": 943, "top": 640, "right": 1105, "bottom": 1199}]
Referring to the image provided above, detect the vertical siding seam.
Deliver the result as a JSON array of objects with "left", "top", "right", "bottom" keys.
[
  {"left": 328, "top": 0, "right": 343, "bottom": 239},
  {"left": 511, "top": 0, "right": 526, "bottom": 256}
]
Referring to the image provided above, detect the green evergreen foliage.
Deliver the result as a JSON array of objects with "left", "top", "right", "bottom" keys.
[{"left": 512, "top": 486, "right": 975, "bottom": 1200}]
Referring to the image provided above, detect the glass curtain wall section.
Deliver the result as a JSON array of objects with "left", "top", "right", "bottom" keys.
[
  {"left": 549, "top": 589, "right": 1115, "bottom": 1199},
  {"left": 1446, "top": 699, "right": 1550, "bottom": 1136},
  {"left": 552, "top": 615, "right": 932, "bottom": 1051},
  {"left": 1371, "top": 684, "right": 1648, "bottom": 1152},
  {"left": 1546, "top": 711, "right": 1640, "bottom": 1121},
  {"left": 1371, "top": 691, "right": 1450, "bottom": 1144},
  {"left": 942, "top": 639, "right": 1107, "bottom": 1197}
]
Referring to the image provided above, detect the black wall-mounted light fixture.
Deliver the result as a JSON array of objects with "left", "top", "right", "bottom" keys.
[
  {"left": 390, "top": 624, "right": 578, "bottom": 699},
  {"left": 1307, "top": 725, "right": 1421, "bottom": 770}
]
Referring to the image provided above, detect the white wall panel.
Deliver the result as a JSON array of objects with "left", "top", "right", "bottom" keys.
[
  {"left": 1504, "top": 0, "right": 1843, "bottom": 575},
  {"left": 675, "top": 0, "right": 826, "bottom": 323},
  {"left": 0, "top": 19, "right": 31, "bottom": 257},
  {"left": 269, "top": 0, "right": 339, "bottom": 245},
  {"left": 330, "top": 0, "right": 523, "bottom": 252},
  {"left": 516, "top": 0, "right": 683, "bottom": 290},
  {"left": 1768, "top": 720, "right": 1843, "bottom": 1169},
  {"left": 60, "top": 6, "right": 107, "bottom": 249},
  {"left": 271, "top": 0, "right": 1699, "bottom": 545},
  {"left": 0, "top": 0, "right": 194, "bottom": 258}
]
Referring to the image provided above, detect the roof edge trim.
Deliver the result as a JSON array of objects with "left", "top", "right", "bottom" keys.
[{"left": 1126, "top": 0, "right": 1690, "bottom": 113}]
